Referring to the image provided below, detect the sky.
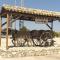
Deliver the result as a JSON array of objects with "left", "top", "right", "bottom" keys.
[{"left": 0, "top": 0, "right": 60, "bottom": 32}]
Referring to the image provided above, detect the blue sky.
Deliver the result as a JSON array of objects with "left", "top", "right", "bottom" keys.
[{"left": 0, "top": 0, "right": 60, "bottom": 32}]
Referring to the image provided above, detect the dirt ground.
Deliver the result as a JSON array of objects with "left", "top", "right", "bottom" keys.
[
  {"left": 0, "top": 37, "right": 60, "bottom": 60},
  {"left": 0, "top": 54, "right": 60, "bottom": 60}
]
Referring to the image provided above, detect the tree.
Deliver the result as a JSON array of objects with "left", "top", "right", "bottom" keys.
[
  {"left": 20, "top": 26, "right": 29, "bottom": 32},
  {"left": 19, "top": 26, "right": 29, "bottom": 36},
  {"left": 53, "top": 31, "right": 60, "bottom": 37}
]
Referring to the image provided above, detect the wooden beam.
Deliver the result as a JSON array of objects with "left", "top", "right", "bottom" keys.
[
  {"left": 2, "top": 15, "right": 21, "bottom": 27},
  {"left": 51, "top": 20, "right": 53, "bottom": 31},
  {"left": 46, "top": 24, "right": 52, "bottom": 30},
  {"left": 6, "top": 14, "right": 10, "bottom": 49},
  {"left": 0, "top": 15, "right": 2, "bottom": 47}
]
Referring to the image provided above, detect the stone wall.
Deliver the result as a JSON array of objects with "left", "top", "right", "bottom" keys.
[{"left": 0, "top": 47, "right": 60, "bottom": 58}]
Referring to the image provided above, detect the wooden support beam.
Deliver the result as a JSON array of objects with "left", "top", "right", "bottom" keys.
[
  {"left": 46, "top": 20, "right": 53, "bottom": 30},
  {"left": 51, "top": 20, "right": 53, "bottom": 31},
  {"left": 51, "top": 20, "right": 53, "bottom": 38},
  {"left": 46, "top": 24, "right": 52, "bottom": 30},
  {"left": 6, "top": 14, "right": 10, "bottom": 49},
  {"left": 0, "top": 15, "right": 2, "bottom": 47}
]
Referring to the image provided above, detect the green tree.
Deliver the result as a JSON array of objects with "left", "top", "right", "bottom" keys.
[
  {"left": 19, "top": 26, "right": 29, "bottom": 35},
  {"left": 53, "top": 31, "right": 60, "bottom": 37},
  {"left": 20, "top": 26, "right": 29, "bottom": 32}
]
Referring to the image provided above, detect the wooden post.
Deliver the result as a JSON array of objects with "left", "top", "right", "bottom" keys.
[
  {"left": 0, "top": 15, "right": 2, "bottom": 47},
  {"left": 6, "top": 14, "right": 9, "bottom": 49},
  {"left": 51, "top": 20, "right": 53, "bottom": 31},
  {"left": 51, "top": 20, "right": 53, "bottom": 38}
]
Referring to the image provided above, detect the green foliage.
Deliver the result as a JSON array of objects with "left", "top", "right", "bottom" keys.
[
  {"left": 19, "top": 26, "right": 29, "bottom": 35},
  {"left": 53, "top": 31, "right": 60, "bottom": 37},
  {"left": 20, "top": 26, "right": 29, "bottom": 32}
]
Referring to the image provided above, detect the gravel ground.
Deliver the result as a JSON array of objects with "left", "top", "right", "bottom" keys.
[
  {"left": 0, "top": 37, "right": 60, "bottom": 59},
  {"left": 0, "top": 54, "right": 60, "bottom": 60}
]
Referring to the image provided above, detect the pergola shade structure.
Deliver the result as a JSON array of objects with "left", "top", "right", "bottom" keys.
[
  {"left": 0, "top": 5, "right": 60, "bottom": 22},
  {"left": 0, "top": 5, "right": 60, "bottom": 49}
]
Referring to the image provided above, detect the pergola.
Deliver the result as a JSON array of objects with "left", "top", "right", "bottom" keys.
[{"left": 0, "top": 5, "right": 60, "bottom": 49}]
